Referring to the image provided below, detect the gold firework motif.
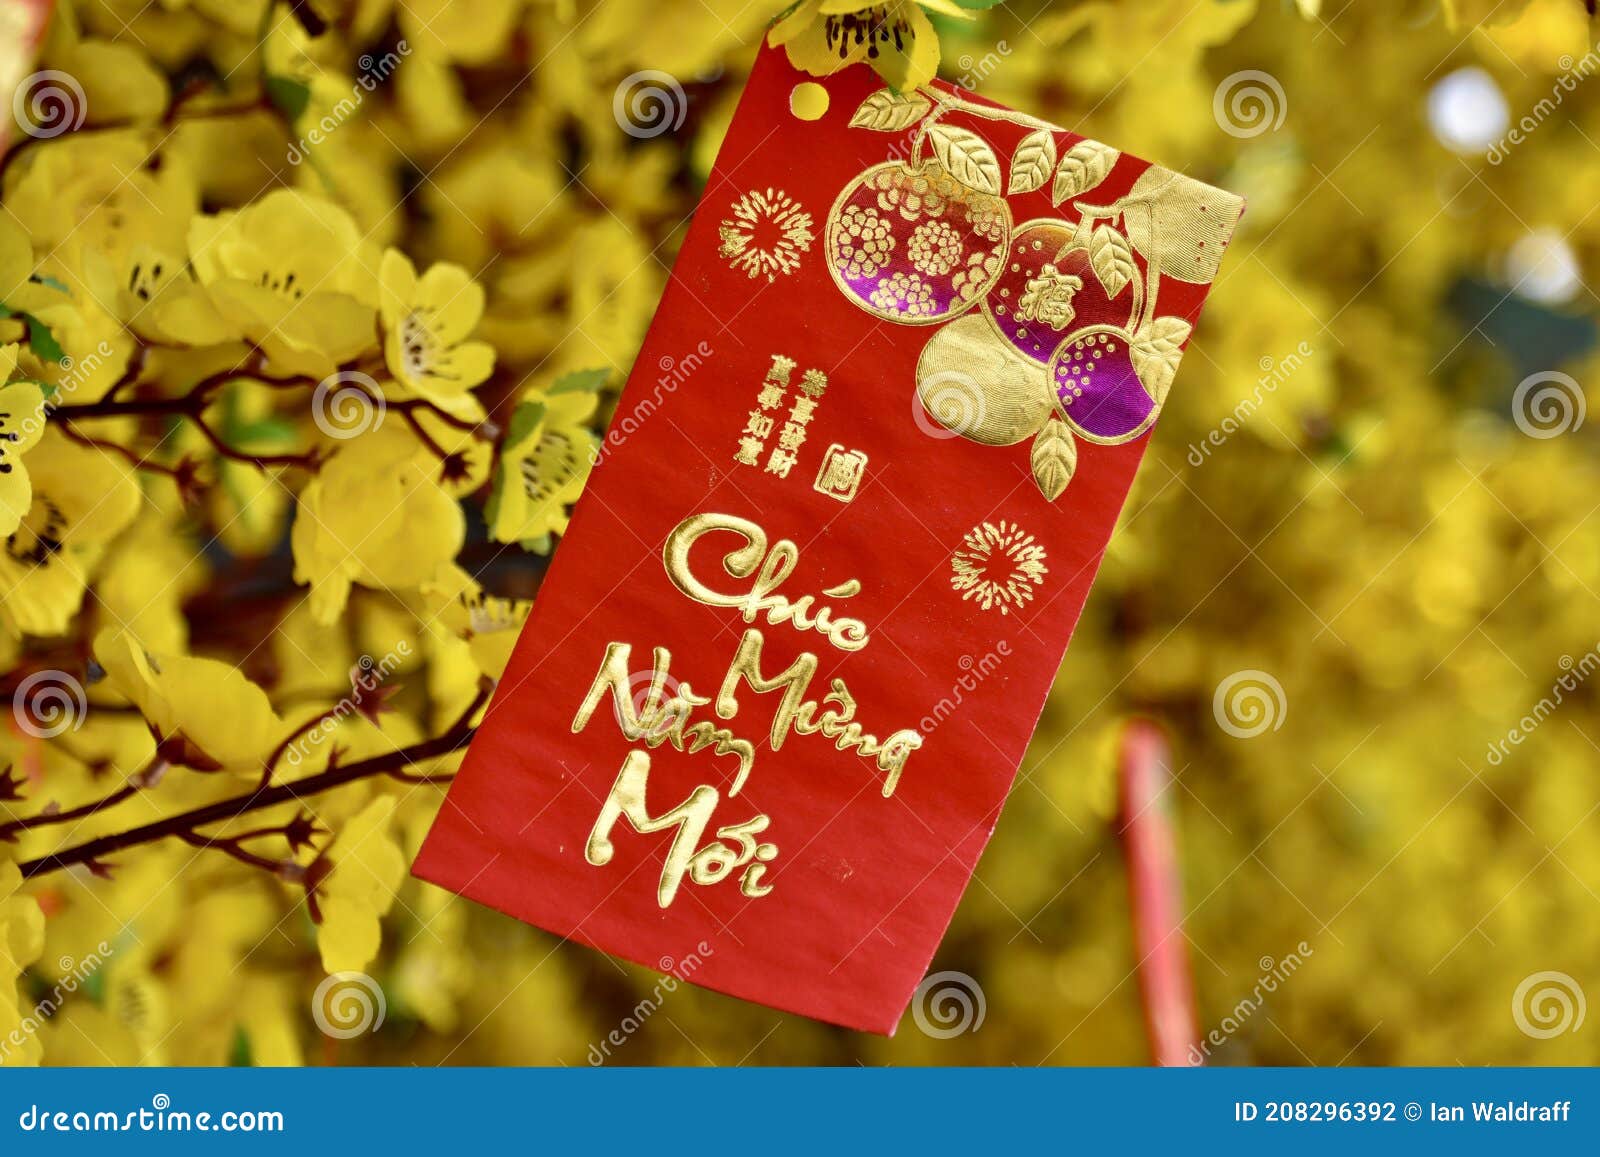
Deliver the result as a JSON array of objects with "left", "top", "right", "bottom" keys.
[
  {"left": 719, "top": 188, "right": 816, "bottom": 283},
  {"left": 949, "top": 520, "right": 1049, "bottom": 615}
]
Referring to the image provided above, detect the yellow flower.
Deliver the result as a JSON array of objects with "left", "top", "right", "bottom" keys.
[
  {"left": 1441, "top": 0, "right": 1536, "bottom": 29},
  {"left": 419, "top": 564, "right": 531, "bottom": 679},
  {"left": 769, "top": 0, "right": 972, "bottom": 92},
  {"left": 38, "top": 5, "right": 169, "bottom": 125},
  {"left": 291, "top": 424, "right": 467, "bottom": 624},
  {"left": 390, "top": 889, "right": 473, "bottom": 1033},
  {"left": 485, "top": 372, "right": 602, "bottom": 547},
  {"left": 0, "top": 378, "right": 48, "bottom": 540},
  {"left": 92, "top": 628, "right": 284, "bottom": 771},
  {"left": 2, "top": 133, "right": 195, "bottom": 273},
  {"left": 309, "top": 796, "right": 405, "bottom": 974},
  {"left": 398, "top": 0, "right": 522, "bottom": 65},
  {"left": 1, "top": 861, "right": 45, "bottom": 1068},
  {"left": 188, "top": 190, "right": 380, "bottom": 378},
  {"left": 407, "top": 407, "right": 493, "bottom": 498},
  {"left": 20, "top": 258, "right": 137, "bottom": 404},
  {"left": 0, "top": 217, "right": 36, "bottom": 308},
  {"left": 0, "top": 428, "right": 141, "bottom": 638},
  {"left": 0, "top": 214, "right": 77, "bottom": 357},
  {"left": 379, "top": 249, "right": 495, "bottom": 418}
]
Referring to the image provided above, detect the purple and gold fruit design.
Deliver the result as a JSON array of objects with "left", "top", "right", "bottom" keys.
[
  {"left": 915, "top": 315, "right": 1053, "bottom": 446},
  {"left": 826, "top": 160, "right": 1011, "bottom": 325},
  {"left": 980, "top": 221, "right": 1135, "bottom": 364},
  {"left": 1048, "top": 325, "right": 1157, "bottom": 444}
]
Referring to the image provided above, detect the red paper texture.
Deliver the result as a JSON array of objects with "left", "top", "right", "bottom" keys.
[{"left": 413, "top": 42, "right": 1243, "bottom": 1034}]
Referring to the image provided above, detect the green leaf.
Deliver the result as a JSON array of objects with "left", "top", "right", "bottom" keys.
[
  {"left": 230, "top": 416, "right": 300, "bottom": 447},
  {"left": 482, "top": 463, "right": 508, "bottom": 531},
  {"left": 31, "top": 274, "right": 69, "bottom": 294},
  {"left": 548, "top": 367, "right": 609, "bottom": 395},
  {"left": 503, "top": 400, "right": 546, "bottom": 450},
  {"left": 264, "top": 75, "right": 312, "bottom": 124},
  {"left": 81, "top": 965, "right": 107, "bottom": 1006},
  {"left": 950, "top": 0, "right": 1009, "bottom": 7},
  {"left": 227, "top": 1025, "right": 254, "bottom": 1067},
  {"left": 23, "top": 314, "right": 64, "bottom": 365}
]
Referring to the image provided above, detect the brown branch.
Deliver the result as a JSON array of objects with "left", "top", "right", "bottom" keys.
[
  {"left": 176, "top": 829, "right": 294, "bottom": 875},
  {"left": 259, "top": 704, "right": 345, "bottom": 789},
  {"left": 16, "top": 680, "right": 491, "bottom": 880},
  {"left": 186, "top": 410, "right": 323, "bottom": 472},
  {"left": 18, "top": 726, "right": 473, "bottom": 879},
  {"left": 55, "top": 350, "right": 323, "bottom": 473},
  {"left": 54, "top": 353, "right": 496, "bottom": 452},
  {"left": 56, "top": 421, "right": 200, "bottom": 492},
  {"left": 0, "top": 756, "right": 169, "bottom": 842},
  {"left": 399, "top": 407, "right": 452, "bottom": 459},
  {"left": 102, "top": 344, "right": 151, "bottom": 403},
  {"left": 385, "top": 770, "right": 457, "bottom": 785},
  {"left": 53, "top": 349, "right": 270, "bottom": 420}
]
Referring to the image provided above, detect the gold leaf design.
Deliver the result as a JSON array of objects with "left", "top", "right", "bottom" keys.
[
  {"left": 1052, "top": 139, "right": 1118, "bottom": 205},
  {"left": 849, "top": 89, "right": 933, "bottom": 132},
  {"left": 927, "top": 123, "right": 1002, "bottom": 196},
  {"left": 1030, "top": 417, "right": 1078, "bottom": 501},
  {"left": 1008, "top": 129, "right": 1057, "bottom": 195},
  {"left": 1129, "top": 316, "right": 1193, "bottom": 407},
  {"left": 1088, "top": 224, "right": 1136, "bottom": 298},
  {"left": 1122, "top": 166, "right": 1245, "bottom": 284}
]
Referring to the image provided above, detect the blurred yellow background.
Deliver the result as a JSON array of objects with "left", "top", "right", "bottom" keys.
[{"left": 3, "top": 0, "right": 1599, "bottom": 1066}]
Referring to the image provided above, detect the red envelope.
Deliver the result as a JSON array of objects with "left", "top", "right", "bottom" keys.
[{"left": 413, "top": 42, "right": 1243, "bottom": 1034}]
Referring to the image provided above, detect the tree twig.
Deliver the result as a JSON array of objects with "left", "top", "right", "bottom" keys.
[
  {"left": 0, "top": 756, "right": 169, "bottom": 843},
  {"left": 14, "top": 681, "right": 490, "bottom": 880}
]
